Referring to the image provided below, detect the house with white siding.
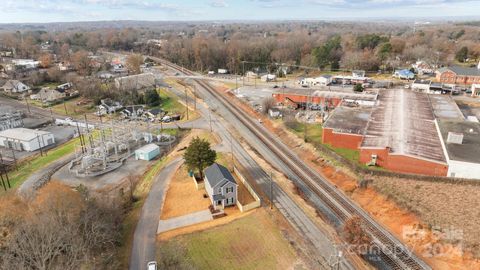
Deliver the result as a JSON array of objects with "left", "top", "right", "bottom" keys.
[{"left": 204, "top": 163, "right": 238, "bottom": 210}]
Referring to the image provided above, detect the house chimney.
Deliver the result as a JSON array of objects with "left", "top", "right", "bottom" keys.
[{"left": 447, "top": 132, "right": 464, "bottom": 144}]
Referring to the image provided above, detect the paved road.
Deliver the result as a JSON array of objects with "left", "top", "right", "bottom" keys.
[
  {"left": 129, "top": 157, "right": 183, "bottom": 270},
  {"left": 159, "top": 73, "right": 350, "bottom": 269},
  {"left": 17, "top": 152, "right": 76, "bottom": 198},
  {"left": 157, "top": 210, "right": 212, "bottom": 234}
]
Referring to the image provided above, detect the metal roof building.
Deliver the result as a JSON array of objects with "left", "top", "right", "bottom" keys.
[{"left": 0, "top": 128, "right": 55, "bottom": 152}]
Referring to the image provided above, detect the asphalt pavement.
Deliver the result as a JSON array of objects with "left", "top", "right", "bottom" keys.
[{"left": 129, "top": 157, "right": 183, "bottom": 270}]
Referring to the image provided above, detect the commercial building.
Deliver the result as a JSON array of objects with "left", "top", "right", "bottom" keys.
[
  {"left": 322, "top": 105, "right": 371, "bottom": 149},
  {"left": 437, "top": 120, "right": 480, "bottom": 179},
  {"left": 134, "top": 143, "right": 160, "bottom": 161},
  {"left": 359, "top": 89, "right": 448, "bottom": 176},
  {"left": 0, "top": 128, "right": 55, "bottom": 151},
  {"left": 272, "top": 88, "right": 377, "bottom": 109},
  {"left": 436, "top": 64, "right": 480, "bottom": 85},
  {"left": 321, "top": 87, "right": 480, "bottom": 178}
]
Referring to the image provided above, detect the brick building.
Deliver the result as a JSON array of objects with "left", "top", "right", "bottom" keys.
[{"left": 436, "top": 64, "right": 480, "bottom": 85}]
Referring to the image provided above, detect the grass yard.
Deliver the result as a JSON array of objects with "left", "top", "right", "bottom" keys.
[
  {"left": 157, "top": 88, "right": 186, "bottom": 114},
  {"left": 324, "top": 144, "right": 361, "bottom": 163},
  {"left": 286, "top": 122, "right": 323, "bottom": 144},
  {"left": 4, "top": 137, "right": 80, "bottom": 190},
  {"left": 50, "top": 97, "right": 95, "bottom": 117},
  {"left": 284, "top": 121, "right": 362, "bottom": 164},
  {"left": 157, "top": 209, "right": 300, "bottom": 270}
]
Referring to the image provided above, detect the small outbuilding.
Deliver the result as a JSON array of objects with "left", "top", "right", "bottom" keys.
[
  {"left": 134, "top": 143, "right": 160, "bottom": 161},
  {"left": 0, "top": 128, "right": 55, "bottom": 151}
]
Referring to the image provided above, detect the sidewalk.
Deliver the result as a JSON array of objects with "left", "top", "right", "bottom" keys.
[{"left": 157, "top": 209, "right": 213, "bottom": 234}]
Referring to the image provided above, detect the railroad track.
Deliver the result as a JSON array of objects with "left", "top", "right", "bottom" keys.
[{"left": 157, "top": 59, "right": 431, "bottom": 270}]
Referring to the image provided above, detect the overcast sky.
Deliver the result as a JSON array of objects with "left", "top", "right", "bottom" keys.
[{"left": 1, "top": 0, "right": 479, "bottom": 23}]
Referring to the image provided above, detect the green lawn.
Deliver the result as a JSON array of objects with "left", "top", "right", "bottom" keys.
[
  {"left": 5, "top": 137, "right": 80, "bottom": 190},
  {"left": 157, "top": 210, "right": 298, "bottom": 270},
  {"left": 324, "top": 144, "right": 360, "bottom": 163},
  {"left": 157, "top": 88, "right": 187, "bottom": 114},
  {"left": 284, "top": 121, "right": 362, "bottom": 164},
  {"left": 287, "top": 122, "right": 323, "bottom": 144}
]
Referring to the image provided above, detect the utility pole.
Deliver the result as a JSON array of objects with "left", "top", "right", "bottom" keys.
[
  {"left": 64, "top": 102, "right": 68, "bottom": 115},
  {"left": 11, "top": 149, "right": 17, "bottom": 171},
  {"left": 84, "top": 114, "right": 93, "bottom": 148},
  {"left": 36, "top": 134, "right": 43, "bottom": 157},
  {"left": 193, "top": 85, "right": 197, "bottom": 110},
  {"left": 270, "top": 171, "right": 274, "bottom": 209},
  {"left": 184, "top": 85, "right": 189, "bottom": 120},
  {"left": 208, "top": 108, "right": 213, "bottom": 132},
  {"left": 229, "top": 134, "right": 235, "bottom": 172},
  {"left": 76, "top": 122, "right": 84, "bottom": 154},
  {"left": 50, "top": 107, "right": 54, "bottom": 123},
  {"left": 24, "top": 94, "right": 31, "bottom": 114},
  {"left": 242, "top": 61, "right": 245, "bottom": 86},
  {"left": 304, "top": 95, "right": 310, "bottom": 142}
]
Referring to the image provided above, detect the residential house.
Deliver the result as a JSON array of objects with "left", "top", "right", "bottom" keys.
[
  {"left": 114, "top": 73, "right": 156, "bottom": 91},
  {"left": 143, "top": 108, "right": 164, "bottom": 120},
  {"left": 352, "top": 70, "right": 366, "bottom": 78},
  {"left": 30, "top": 87, "right": 66, "bottom": 103},
  {"left": 121, "top": 105, "right": 145, "bottom": 118},
  {"left": 393, "top": 69, "right": 415, "bottom": 80},
  {"left": 97, "top": 99, "right": 123, "bottom": 115},
  {"left": 204, "top": 163, "right": 238, "bottom": 210},
  {"left": 218, "top": 69, "right": 228, "bottom": 74},
  {"left": 56, "top": 82, "right": 73, "bottom": 91},
  {"left": 7, "top": 59, "right": 40, "bottom": 71},
  {"left": 112, "top": 64, "right": 127, "bottom": 73},
  {"left": 261, "top": 74, "right": 276, "bottom": 82},
  {"left": 436, "top": 63, "right": 480, "bottom": 85},
  {"left": 97, "top": 71, "right": 115, "bottom": 80},
  {"left": 57, "top": 61, "right": 73, "bottom": 71},
  {"left": 268, "top": 108, "right": 282, "bottom": 118},
  {"left": 412, "top": 60, "right": 435, "bottom": 75},
  {"left": 1, "top": 80, "right": 30, "bottom": 93}
]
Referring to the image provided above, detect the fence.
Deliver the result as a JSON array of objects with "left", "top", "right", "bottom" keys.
[
  {"left": 191, "top": 174, "right": 205, "bottom": 190},
  {"left": 55, "top": 119, "right": 95, "bottom": 129},
  {"left": 234, "top": 166, "right": 261, "bottom": 212}
]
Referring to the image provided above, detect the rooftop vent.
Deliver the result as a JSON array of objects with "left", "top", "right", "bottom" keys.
[{"left": 447, "top": 132, "right": 464, "bottom": 144}]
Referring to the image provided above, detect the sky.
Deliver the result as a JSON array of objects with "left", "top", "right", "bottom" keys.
[{"left": 0, "top": 0, "right": 480, "bottom": 23}]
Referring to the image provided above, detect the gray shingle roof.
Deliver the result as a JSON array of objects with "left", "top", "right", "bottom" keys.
[
  {"left": 204, "top": 163, "right": 236, "bottom": 187},
  {"left": 446, "top": 66, "right": 480, "bottom": 76}
]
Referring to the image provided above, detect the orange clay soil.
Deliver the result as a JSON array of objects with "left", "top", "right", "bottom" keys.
[
  {"left": 215, "top": 86, "right": 480, "bottom": 270},
  {"left": 160, "top": 164, "right": 212, "bottom": 220}
]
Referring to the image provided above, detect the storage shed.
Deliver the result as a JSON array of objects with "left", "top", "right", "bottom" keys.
[
  {"left": 0, "top": 128, "right": 55, "bottom": 151},
  {"left": 134, "top": 143, "right": 160, "bottom": 161}
]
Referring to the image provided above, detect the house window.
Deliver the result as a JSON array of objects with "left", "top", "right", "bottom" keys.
[{"left": 226, "top": 187, "right": 233, "bottom": 193}]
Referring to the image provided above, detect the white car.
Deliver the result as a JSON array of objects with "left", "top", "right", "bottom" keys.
[{"left": 147, "top": 261, "right": 157, "bottom": 270}]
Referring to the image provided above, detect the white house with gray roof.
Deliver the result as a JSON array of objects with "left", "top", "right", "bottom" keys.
[{"left": 204, "top": 163, "right": 238, "bottom": 210}]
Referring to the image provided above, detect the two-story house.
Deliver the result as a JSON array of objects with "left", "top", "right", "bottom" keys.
[{"left": 204, "top": 163, "right": 238, "bottom": 210}]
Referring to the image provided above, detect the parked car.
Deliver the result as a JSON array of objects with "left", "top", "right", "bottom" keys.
[{"left": 147, "top": 261, "right": 157, "bottom": 270}]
